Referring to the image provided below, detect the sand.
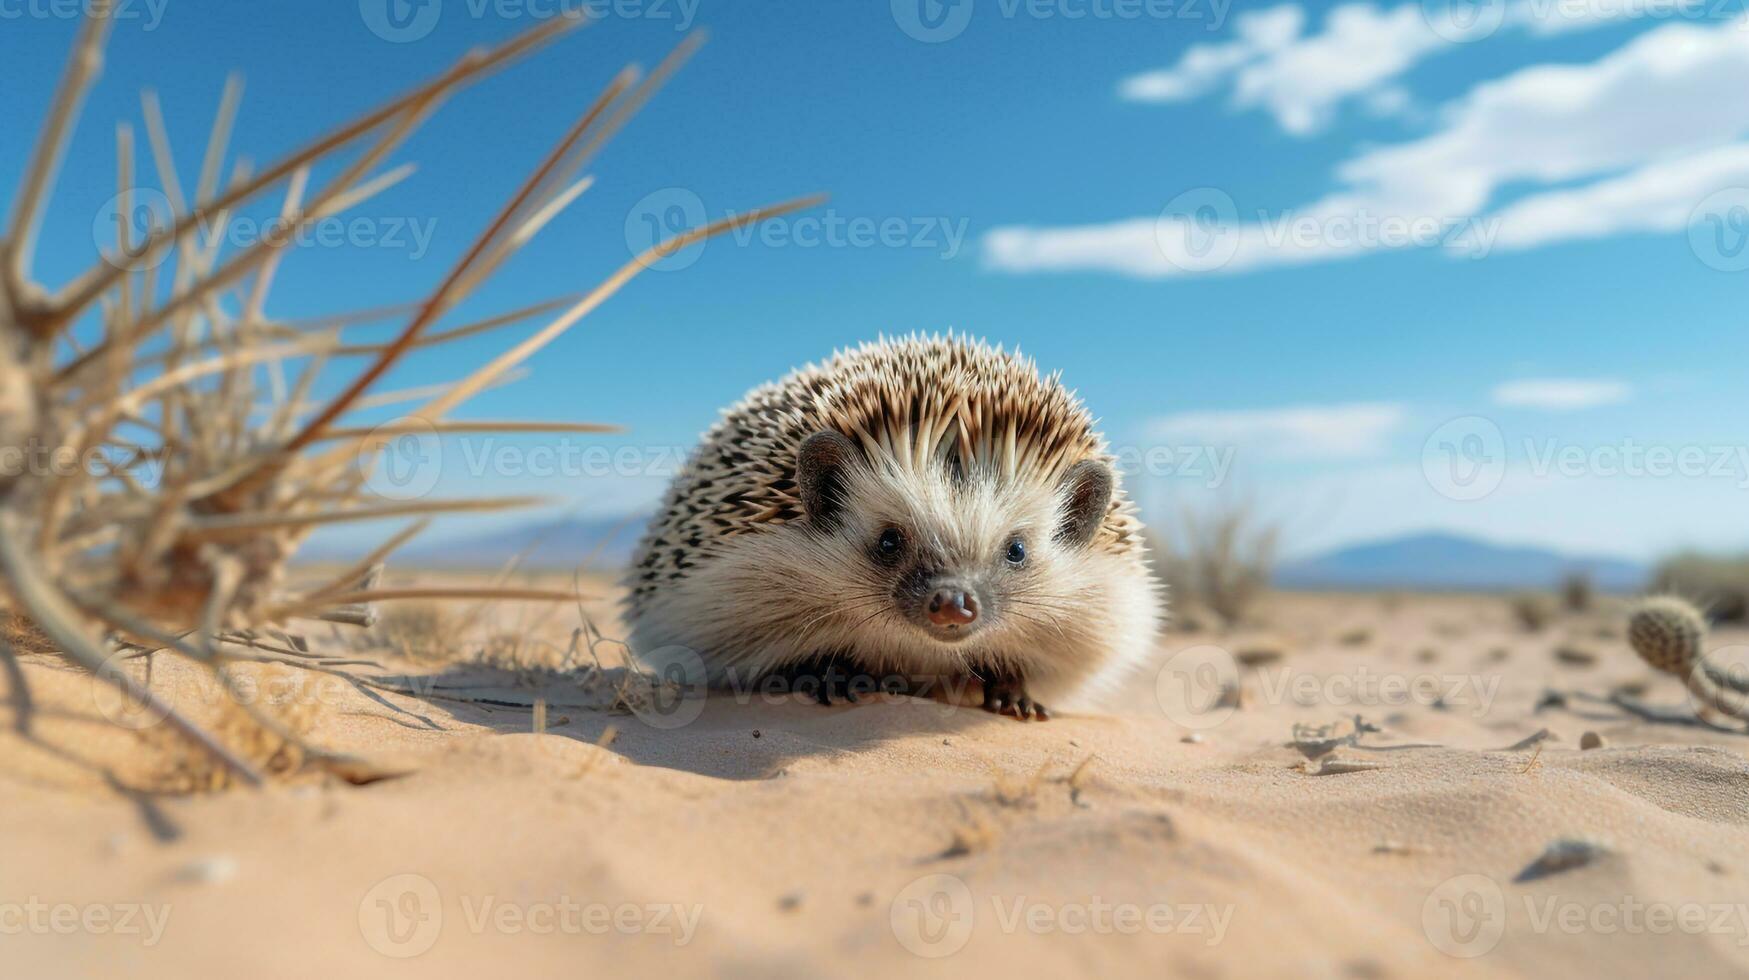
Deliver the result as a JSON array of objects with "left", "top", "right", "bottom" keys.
[{"left": 4, "top": 589, "right": 1749, "bottom": 979}]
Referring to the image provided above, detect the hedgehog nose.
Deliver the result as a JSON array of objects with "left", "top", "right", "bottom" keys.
[{"left": 926, "top": 587, "right": 979, "bottom": 627}]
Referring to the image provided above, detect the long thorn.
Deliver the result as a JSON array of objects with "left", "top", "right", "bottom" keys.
[{"left": 6, "top": 0, "right": 115, "bottom": 305}]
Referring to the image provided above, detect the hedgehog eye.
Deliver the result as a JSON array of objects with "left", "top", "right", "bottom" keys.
[
  {"left": 1004, "top": 537, "right": 1026, "bottom": 565},
  {"left": 875, "top": 527, "right": 905, "bottom": 560}
]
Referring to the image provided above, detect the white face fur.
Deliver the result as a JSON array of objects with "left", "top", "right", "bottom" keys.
[{"left": 630, "top": 430, "right": 1143, "bottom": 699}]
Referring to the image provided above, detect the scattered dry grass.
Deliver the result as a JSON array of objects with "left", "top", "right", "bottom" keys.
[
  {"left": 1560, "top": 573, "right": 1594, "bottom": 612},
  {"left": 133, "top": 667, "right": 319, "bottom": 794},
  {"left": 1653, "top": 552, "right": 1749, "bottom": 623},
  {"left": 1153, "top": 502, "right": 1279, "bottom": 629},
  {"left": 372, "top": 602, "right": 466, "bottom": 664},
  {"left": 1511, "top": 593, "right": 1557, "bottom": 632},
  {"left": 1, "top": 608, "right": 54, "bottom": 654},
  {"left": 939, "top": 805, "right": 1003, "bottom": 859}
]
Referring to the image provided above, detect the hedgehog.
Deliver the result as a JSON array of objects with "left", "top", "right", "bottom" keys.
[{"left": 623, "top": 334, "right": 1161, "bottom": 720}]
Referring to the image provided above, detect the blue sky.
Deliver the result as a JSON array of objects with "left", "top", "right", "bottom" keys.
[{"left": 4, "top": 0, "right": 1748, "bottom": 561}]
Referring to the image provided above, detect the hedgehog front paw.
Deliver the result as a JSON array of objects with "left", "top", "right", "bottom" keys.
[{"left": 978, "top": 670, "right": 1050, "bottom": 721}]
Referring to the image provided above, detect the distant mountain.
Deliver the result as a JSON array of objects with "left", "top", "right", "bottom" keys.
[
  {"left": 1276, "top": 532, "right": 1649, "bottom": 593},
  {"left": 301, "top": 515, "right": 650, "bottom": 570},
  {"left": 309, "top": 523, "right": 1650, "bottom": 592}
]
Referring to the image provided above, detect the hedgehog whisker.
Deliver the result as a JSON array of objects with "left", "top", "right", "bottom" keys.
[
  {"left": 842, "top": 604, "right": 894, "bottom": 638},
  {"left": 790, "top": 598, "right": 882, "bottom": 638},
  {"left": 1009, "top": 610, "right": 1073, "bottom": 643}
]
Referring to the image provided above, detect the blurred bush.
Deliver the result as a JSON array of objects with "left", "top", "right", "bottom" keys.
[{"left": 1652, "top": 552, "right": 1749, "bottom": 623}]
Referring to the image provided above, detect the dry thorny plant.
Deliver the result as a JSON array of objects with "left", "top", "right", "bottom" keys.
[
  {"left": 0, "top": 4, "right": 820, "bottom": 787},
  {"left": 1154, "top": 500, "right": 1279, "bottom": 629}
]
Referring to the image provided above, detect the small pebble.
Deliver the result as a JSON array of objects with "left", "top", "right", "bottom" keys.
[
  {"left": 1516, "top": 838, "right": 1610, "bottom": 882},
  {"left": 1579, "top": 731, "right": 1605, "bottom": 750},
  {"left": 1555, "top": 646, "right": 1598, "bottom": 667},
  {"left": 1181, "top": 733, "right": 1204, "bottom": 744},
  {"left": 175, "top": 855, "right": 238, "bottom": 885},
  {"left": 1237, "top": 646, "right": 1285, "bottom": 666},
  {"left": 777, "top": 891, "right": 803, "bottom": 912},
  {"left": 752, "top": 729, "right": 762, "bottom": 739}
]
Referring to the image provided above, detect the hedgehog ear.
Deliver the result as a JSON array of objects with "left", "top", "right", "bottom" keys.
[
  {"left": 1056, "top": 459, "right": 1112, "bottom": 548},
  {"left": 796, "top": 430, "right": 859, "bottom": 530}
]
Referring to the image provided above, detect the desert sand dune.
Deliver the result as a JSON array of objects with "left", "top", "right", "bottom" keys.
[{"left": 4, "top": 591, "right": 1749, "bottom": 978}]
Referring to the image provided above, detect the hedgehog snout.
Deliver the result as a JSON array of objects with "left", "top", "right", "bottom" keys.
[{"left": 926, "top": 586, "right": 980, "bottom": 627}]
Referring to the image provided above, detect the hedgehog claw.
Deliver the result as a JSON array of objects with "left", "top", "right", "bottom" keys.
[{"left": 979, "top": 671, "right": 1049, "bottom": 722}]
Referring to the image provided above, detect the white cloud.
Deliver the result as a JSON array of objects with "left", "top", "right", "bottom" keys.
[
  {"left": 1231, "top": 4, "right": 1446, "bottom": 135},
  {"left": 1487, "top": 141, "right": 1749, "bottom": 250},
  {"left": 1150, "top": 402, "right": 1406, "bottom": 459},
  {"left": 1119, "top": 5, "right": 1305, "bottom": 103},
  {"left": 1120, "top": 3, "right": 1440, "bottom": 135},
  {"left": 1361, "top": 84, "right": 1414, "bottom": 119},
  {"left": 1118, "top": 0, "right": 1720, "bottom": 136},
  {"left": 1492, "top": 378, "right": 1633, "bottom": 409},
  {"left": 1513, "top": 0, "right": 1708, "bottom": 34},
  {"left": 990, "top": 16, "right": 1749, "bottom": 278}
]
